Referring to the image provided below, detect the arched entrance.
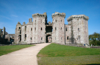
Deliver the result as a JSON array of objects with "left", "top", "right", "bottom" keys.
[{"left": 46, "top": 34, "right": 52, "bottom": 43}]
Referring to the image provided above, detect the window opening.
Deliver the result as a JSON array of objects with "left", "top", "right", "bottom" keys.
[
  {"left": 66, "top": 28, "right": 67, "bottom": 31},
  {"left": 67, "top": 36, "right": 69, "bottom": 40},
  {"left": 41, "top": 27, "right": 42, "bottom": 31},
  {"left": 31, "top": 28, "right": 32, "bottom": 31}
]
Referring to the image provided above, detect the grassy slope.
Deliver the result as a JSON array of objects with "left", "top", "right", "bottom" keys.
[
  {"left": 0, "top": 45, "right": 33, "bottom": 56},
  {"left": 37, "top": 43, "right": 100, "bottom": 65},
  {"left": 38, "top": 43, "right": 100, "bottom": 57}
]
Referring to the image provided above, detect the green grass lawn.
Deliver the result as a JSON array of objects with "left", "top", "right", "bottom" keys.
[
  {"left": 0, "top": 45, "right": 34, "bottom": 56},
  {"left": 37, "top": 43, "right": 100, "bottom": 65}
]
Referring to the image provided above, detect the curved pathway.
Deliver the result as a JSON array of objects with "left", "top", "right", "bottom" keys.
[{"left": 0, "top": 43, "right": 50, "bottom": 65}]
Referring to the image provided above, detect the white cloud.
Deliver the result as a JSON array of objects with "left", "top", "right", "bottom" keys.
[{"left": 11, "top": 15, "right": 18, "bottom": 17}]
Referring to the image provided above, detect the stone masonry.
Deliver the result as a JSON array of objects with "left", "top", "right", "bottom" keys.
[{"left": 14, "top": 12, "right": 89, "bottom": 45}]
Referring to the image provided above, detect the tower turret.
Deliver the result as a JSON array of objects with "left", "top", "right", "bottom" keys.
[
  {"left": 52, "top": 12, "right": 66, "bottom": 44},
  {"left": 67, "top": 15, "right": 89, "bottom": 45}
]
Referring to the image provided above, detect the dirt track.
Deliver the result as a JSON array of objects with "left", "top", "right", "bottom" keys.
[{"left": 0, "top": 43, "right": 50, "bottom": 65}]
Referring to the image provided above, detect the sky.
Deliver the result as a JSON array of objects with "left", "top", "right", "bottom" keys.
[{"left": 0, "top": 0, "right": 100, "bottom": 35}]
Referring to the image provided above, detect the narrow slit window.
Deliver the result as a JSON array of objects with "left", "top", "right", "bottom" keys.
[
  {"left": 55, "top": 20, "right": 57, "bottom": 22},
  {"left": 19, "top": 27, "right": 21, "bottom": 29},
  {"left": 67, "top": 36, "right": 69, "bottom": 40},
  {"left": 41, "top": 27, "right": 42, "bottom": 31},
  {"left": 25, "top": 27, "right": 26, "bottom": 31},
  {"left": 31, "top": 28, "right": 32, "bottom": 31},
  {"left": 30, "top": 37, "right": 32, "bottom": 40},
  {"left": 55, "top": 27, "right": 56, "bottom": 30},
  {"left": 78, "top": 28, "right": 79, "bottom": 31},
  {"left": 61, "top": 27, "right": 62, "bottom": 30},
  {"left": 20, "top": 30, "right": 21, "bottom": 34},
  {"left": 41, "top": 37, "right": 42, "bottom": 40},
  {"left": 66, "top": 28, "right": 67, "bottom": 31},
  {"left": 25, "top": 34, "right": 27, "bottom": 41},
  {"left": 78, "top": 36, "right": 80, "bottom": 40},
  {"left": 35, "top": 27, "right": 36, "bottom": 31}
]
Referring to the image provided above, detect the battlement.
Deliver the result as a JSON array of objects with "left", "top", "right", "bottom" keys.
[
  {"left": 32, "top": 12, "right": 47, "bottom": 17},
  {"left": 67, "top": 15, "right": 89, "bottom": 21},
  {"left": 17, "top": 22, "right": 21, "bottom": 25},
  {"left": 52, "top": 12, "right": 66, "bottom": 18}
]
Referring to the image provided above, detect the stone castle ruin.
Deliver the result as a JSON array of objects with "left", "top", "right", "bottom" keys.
[
  {"left": 15, "top": 12, "right": 89, "bottom": 45},
  {"left": 0, "top": 27, "right": 14, "bottom": 44}
]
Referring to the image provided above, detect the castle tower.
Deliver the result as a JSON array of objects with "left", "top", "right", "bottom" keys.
[
  {"left": 32, "top": 13, "right": 47, "bottom": 43},
  {"left": 52, "top": 12, "right": 66, "bottom": 44},
  {"left": 3, "top": 27, "right": 6, "bottom": 38},
  {"left": 67, "top": 15, "right": 89, "bottom": 45},
  {"left": 21, "top": 22, "right": 27, "bottom": 43},
  {"left": 15, "top": 22, "right": 22, "bottom": 43}
]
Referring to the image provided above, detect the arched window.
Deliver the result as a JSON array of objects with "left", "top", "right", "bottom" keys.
[
  {"left": 61, "top": 27, "right": 62, "bottom": 30},
  {"left": 61, "top": 20, "right": 62, "bottom": 22}
]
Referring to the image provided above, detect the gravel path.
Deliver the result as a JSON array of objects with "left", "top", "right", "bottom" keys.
[{"left": 0, "top": 43, "right": 50, "bottom": 65}]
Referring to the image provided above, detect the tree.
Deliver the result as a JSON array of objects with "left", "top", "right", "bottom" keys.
[{"left": 89, "top": 32, "right": 100, "bottom": 45}]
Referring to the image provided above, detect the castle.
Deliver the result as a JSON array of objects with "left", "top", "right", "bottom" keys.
[{"left": 14, "top": 12, "right": 89, "bottom": 45}]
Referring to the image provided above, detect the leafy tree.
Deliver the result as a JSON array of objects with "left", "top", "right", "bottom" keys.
[{"left": 89, "top": 32, "right": 100, "bottom": 45}]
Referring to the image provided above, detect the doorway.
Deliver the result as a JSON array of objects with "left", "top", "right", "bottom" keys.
[{"left": 46, "top": 35, "right": 52, "bottom": 43}]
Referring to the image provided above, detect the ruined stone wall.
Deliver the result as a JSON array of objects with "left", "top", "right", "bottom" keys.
[
  {"left": 14, "top": 12, "right": 89, "bottom": 45},
  {"left": 26, "top": 24, "right": 33, "bottom": 44},
  {"left": 14, "top": 22, "right": 22, "bottom": 44},
  {"left": 65, "top": 25, "right": 71, "bottom": 44}
]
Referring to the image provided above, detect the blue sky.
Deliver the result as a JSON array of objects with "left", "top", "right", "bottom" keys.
[{"left": 0, "top": 0, "right": 100, "bottom": 35}]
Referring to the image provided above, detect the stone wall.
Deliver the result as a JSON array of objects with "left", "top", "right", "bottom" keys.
[{"left": 65, "top": 25, "right": 71, "bottom": 44}]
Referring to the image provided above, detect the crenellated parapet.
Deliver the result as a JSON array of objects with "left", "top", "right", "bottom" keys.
[
  {"left": 17, "top": 22, "right": 21, "bottom": 26},
  {"left": 67, "top": 15, "right": 89, "bottom": 21},
  {"left": 32, "top": 12, "right": 47, "bottom": 18},
  {"left": 52, "top": 12, "right": 66, "bottom": 18},
  {"left": 23, "top": 22, "right": 26, "bottom": 25}
]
